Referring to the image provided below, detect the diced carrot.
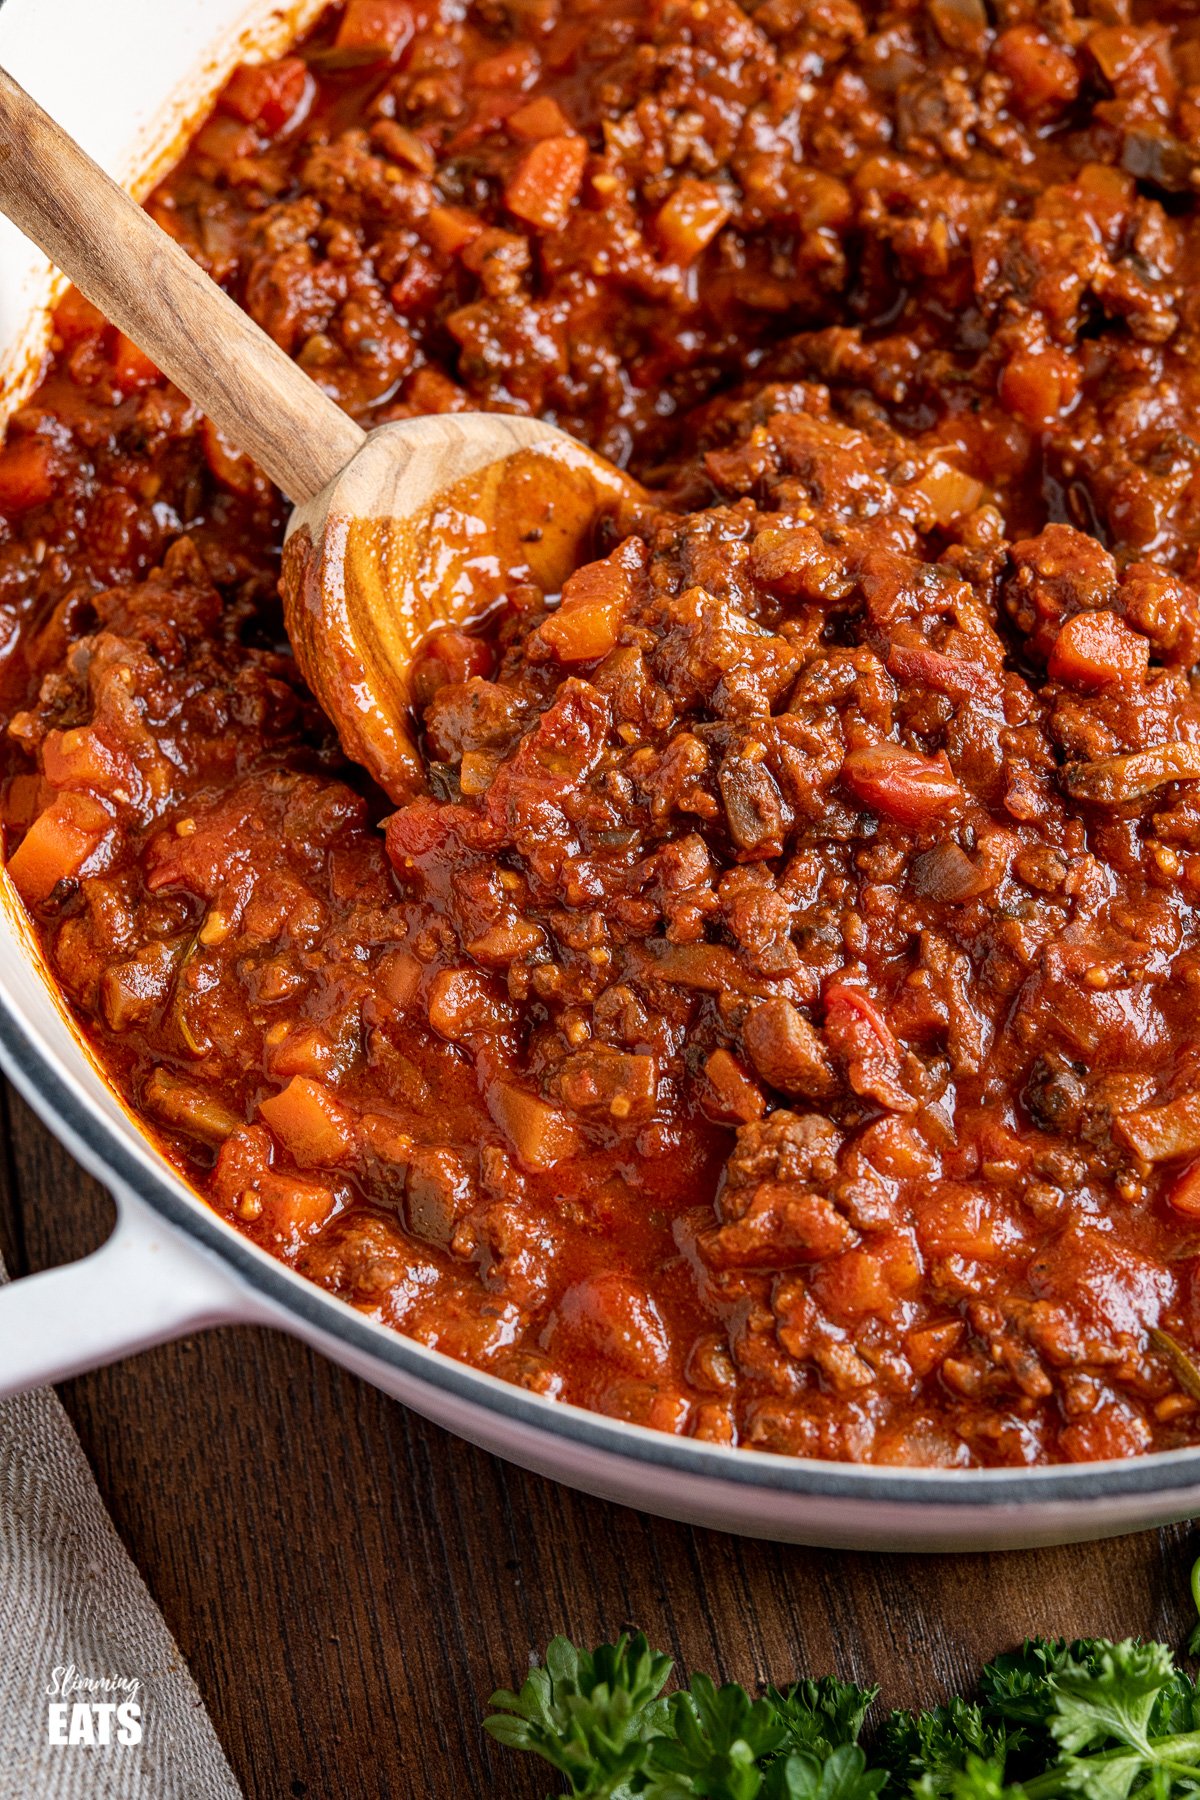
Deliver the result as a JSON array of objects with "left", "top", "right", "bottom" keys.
[
  {"left": 1076, "top": 161, "right": 1136, "bottom": 210},
  {"left": 905, "top": 1318, "right": 965, "bottom": 1378},
  {"left": 999, "top": 347, "right": 1080, "bottom": 430},
  {"left": 0, "top": 437, "right": 56, "bottom": 514},
  {"left": 701, "top": 1048, "right": 766, "bottom": 1124},
  {"left": 111, "top": 334, "right": 160, "bottom": 393},
  {"left": 334, "top": 0, "right": 416, "bottom": 61},
  {"left": 423, "top": 204, "right": 485, "bottom": 257},
  {"left": 487, "top": 1079, "right": 577, "bottom": 1172},
  {"left": 993, "top": 25, "right": 1080, "bottom": 113},
  {"left": 1116, "top": 1090, "right": 1200, "bottom": 1163},
  {"left": 470, "top": 45, "right": 539, "bottom": 90},
  {"left": 221, "top": 55, "right": 311, "bottom": 134},
  {"left": 1087, "top": 24, "right": 1155, "bottom": 85},
  {"left": 377, "top": 947, "right": 423, "bottom": 1008},
  {"left": 427, "top": 966, "right": 510, "bottom": 1040},
  {"left": 540, "top": 596, "right": 626, "bottom": 662},
  {"left": 1169, "top": 1161, "right": 1200, "bottom": 1217},
  {"left": 503, "top": 135, "right": 587, "bottom": 231},
  {"left": 268, "top": 1027, "right": 347, "bottom": 1083},
  {"left": 6, "top": 791, "right": 113, "bottom": 905},
  {"left": 841, "top": 741, "right": 964, "bottom": 827},
  {"left": 260, "top": 1076, "right": 357, "bottom": 1166},
  {"left": 654, "top": 178, "right": 732, "bottom": 265},
  {"left": 507, "top": 95, "right": 571, "bottom": 142},
  {"left": 1047, "top": 610, "right": 1150, "bottom": 689},
  {"left": 41, "top": 727, "right": 124, "bottom": 794}
]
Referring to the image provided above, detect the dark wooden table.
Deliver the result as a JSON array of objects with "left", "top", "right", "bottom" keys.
[{"left": 2, "top": 1077, "right": 1197, "bottom": 1800}]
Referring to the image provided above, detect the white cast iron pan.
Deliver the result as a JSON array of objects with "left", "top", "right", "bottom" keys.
[{"left": 2, "top": 0, "right": 1200, "bottom": 1551}]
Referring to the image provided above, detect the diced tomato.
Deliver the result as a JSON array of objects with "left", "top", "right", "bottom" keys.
[
  {"left": 1, "top": 773, "right": 49, "bottom": 833},
  {"left": 507, "top": 95, "right": 571, "bottom": 142},
  {"left": 1047, "top": 610, "right": 1150, "bottom": 689},
  {"left": 423, "top": 627, "right": 493, "bottom": 684},
  {"left": 111, "top": 333, "right": 160, "bottom": 392},
  {"left": 260, "top": 1076, "right": 357, "bottom": 1166},
  {"left": 993, "top": 25, "right": 1080, "bottom": 113},
  {"left": 334, "top": 0, "right": 416, "bottom": 61},
  {"left": 194, "top": 115, "right": 259, "bottom": 166},
  {"left": 811, "top": 1249, "right": 895, "bottom": 1323},
  {"left": 654, "top": 178, "right": 732, "bottom": 266},
  {"left": 0, "top": 437, "right": 56, "bottom": 514},
  {"left": 886, "top": 642, "right": 999, "bottom": 704},
  {"left": 201, "top": 417, "right": 266, "bottom": 498},
  {"left": 823, "top": 983, "right": 900, "bottom": 1064},
  {"left": 53, "top": 286, "right": 107, "bottom": 346},
  {"left": 503, "top": 135, "right": 587, "bottom": 231},
  {"left": 841, "top": 741, "right": 964, "bottom": 827},
  {"left": 550, "top": 1273, "right": 670, "bottom": 1375},
  {"left": 6, "top": 792, "right": 113, "bottom": 905},
  {"left": 221, "top": 56, "right": 311, "bottom": 135},
  {"left": 999, "top": 347, "right": 1080, "bottom": 430},
  {"left": 411, "top": 627, "right": 492, "bottom": 706}
]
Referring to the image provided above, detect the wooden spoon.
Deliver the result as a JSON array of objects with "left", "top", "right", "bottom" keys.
[{"left": 0, "top": 66, "right": 640, "bottom": 801}]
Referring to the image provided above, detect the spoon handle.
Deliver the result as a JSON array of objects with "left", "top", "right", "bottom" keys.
[{"left": 0, "top": 65, "right": 365, "bottom": 504}]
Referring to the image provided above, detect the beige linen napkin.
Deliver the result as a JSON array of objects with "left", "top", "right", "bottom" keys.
[{"left": 0, "top": 1261, "right": 243, "bottom": 1799}]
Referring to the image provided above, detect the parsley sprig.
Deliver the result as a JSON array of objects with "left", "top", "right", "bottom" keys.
[{"left": 483, "top": 1557, "right": 1200, "bottom": 1800}]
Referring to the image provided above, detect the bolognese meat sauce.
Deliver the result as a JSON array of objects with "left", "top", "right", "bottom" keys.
[{"left": 4, "top": 0, "right": 1200, "bottom": 1464}]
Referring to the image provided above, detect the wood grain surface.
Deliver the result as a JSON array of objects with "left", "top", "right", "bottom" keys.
[{"left": 2, "top": 1074, "right": 1197, "bottom": 1800}]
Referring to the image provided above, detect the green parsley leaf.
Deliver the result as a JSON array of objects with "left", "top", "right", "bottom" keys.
[
  {"left": 484, "top": 1633, "right": 673, "bottom": 1798},
  {"left": 1049, "top": 1641, "right": 1177, "bottom": 1758},
  {"left": 482, "top": 1569, "right": 1200, "bottom": 1800},
  {"left": 883, "top": 1697, "right": 1013, "bottom": 1798},
  {"left": 1188, "top": 1559, "right": 1200, "bottom": 1662}
]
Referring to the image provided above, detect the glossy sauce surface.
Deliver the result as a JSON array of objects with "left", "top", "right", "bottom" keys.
[{"left": 5, "top": 0, "right": 1200, "bottom": 1464}]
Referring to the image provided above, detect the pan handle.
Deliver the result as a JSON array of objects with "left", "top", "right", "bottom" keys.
[{"left": 0, "top": 1183, "right": 250, "bottom": 1397}]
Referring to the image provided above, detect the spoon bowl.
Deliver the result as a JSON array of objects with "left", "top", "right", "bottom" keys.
[
  {"left": 283, "top": 413, "right": 640, "bottom": 802},
  {"left": 0, "top": 65, "right": 639, "bottom": 801}
]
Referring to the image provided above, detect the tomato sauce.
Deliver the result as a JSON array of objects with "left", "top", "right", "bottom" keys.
[{"left": 5, "top": 0, "right": 1200, "bottom": 1465}]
